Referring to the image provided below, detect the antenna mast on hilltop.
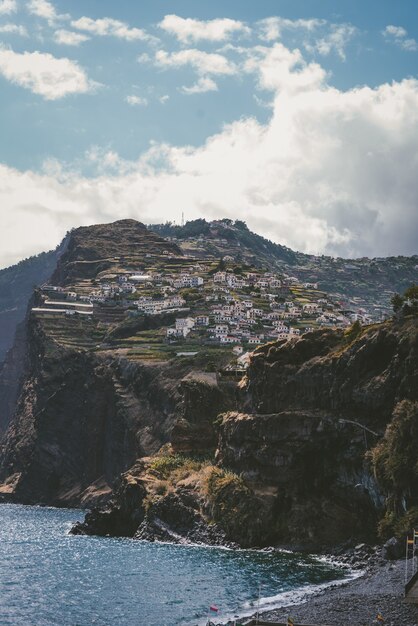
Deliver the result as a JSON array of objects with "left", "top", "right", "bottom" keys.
[{"left": 181, "top": 212, "right": 185, "bottom": 227}]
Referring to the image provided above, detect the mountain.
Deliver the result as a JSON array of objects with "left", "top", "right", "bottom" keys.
[
  {"left": 0, "top": 243, "right": 66, "bottom": 362},
  {"left": 0, "top": 218, "right": 417, "bottom": 552}
]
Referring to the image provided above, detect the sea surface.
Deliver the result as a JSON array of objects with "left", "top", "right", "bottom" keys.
[{"left": 0, "top": 504, "right": 349, "bottom": 626}]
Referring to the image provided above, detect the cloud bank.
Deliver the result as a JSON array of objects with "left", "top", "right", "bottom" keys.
[{"left": 1, "top": 44, "right": 418, "bottom": 267}]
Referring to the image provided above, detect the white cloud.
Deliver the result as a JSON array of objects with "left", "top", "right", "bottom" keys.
[
  {"left": 54, "top": 29, "right": 89, "bottom": 46},
  {"left": 71, "top": 16, "right": 155, "bottom": 43},
  {"left": 137, "top": 52, "right": 150, "bottom": 64},
  {"left": 154, "top": 49, "right": 237, "bottom": 76},
  {"left": 243, "top": 43, "right": 327, "bottom": 94},
  {"left": 0, "top": 23, "right": 27, "bottom": 36},
  {"left": 27, "top": 0, "right": 67, "bottom": 24},
  {"left": 257, "top": 16, "right": 324, "bottom": 41},
  {"left": 0, "top": 0, "right": 17, "bottom": 15},
  {"left": 384, "top": 25, "right": 407, "bottom": 39},
  {"left": 383, "top": 24, "right": 418, "bottom": 52},
  {"left": 1, "top": 43, "right": 418, "bottom": 267},
  {"left": 257, "top": 17, "right": 357, "bottom": 60},
  {"left": 180, "top": 76, "right": 218, "bottom": 95},
  {"left": 159, "top": 14, "right": 250, "bottom": 44},
  {"left": 126, "top": 94, "right": 148, "bottom": 106},
  {"left": 308, "top": 24, "right": 357, "bottom": 61},
  {"left": 159, "top": 94, "right": 169, "bottom": 104},
  {"left": 401, "top": 39, "right": 418, "bottom": 52},
  {"left": 0, "top": 46, "right": 97, "bottom": 99}
]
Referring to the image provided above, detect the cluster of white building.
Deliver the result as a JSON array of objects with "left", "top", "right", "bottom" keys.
[{"left": 34, "top": 262, "right": 374, "bottom": 351}]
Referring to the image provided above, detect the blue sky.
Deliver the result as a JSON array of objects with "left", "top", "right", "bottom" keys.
[{"left": 0, "top": 0, "right": 417, "bottom": 267}]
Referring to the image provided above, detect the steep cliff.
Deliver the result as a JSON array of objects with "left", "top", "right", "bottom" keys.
[
  {"left": 73, "top": 315, "right": 418, "bottom": 550},
  {"left": 0, "top": 313, "right": 178, "bottom": 504}
]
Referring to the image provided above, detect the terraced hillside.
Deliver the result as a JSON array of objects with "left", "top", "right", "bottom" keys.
[{"left": 150, "top": 219, "right": 418, "bottom": 318}]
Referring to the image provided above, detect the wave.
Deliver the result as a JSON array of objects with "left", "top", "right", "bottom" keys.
[{"left": 207, "top": 568, "right": 364, "bottom": 626}]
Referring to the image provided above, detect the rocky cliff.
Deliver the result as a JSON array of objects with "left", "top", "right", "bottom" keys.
[
  {"left": 71, "top": 315, "right": 418, "bottom": 551},
  {"left": 51, "top": 219, "right": 181, "bottom": 285}
]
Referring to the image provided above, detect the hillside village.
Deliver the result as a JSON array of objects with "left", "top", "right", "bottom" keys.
[{"left": 31, "top": 243, "right": 377, "bottom": 368}]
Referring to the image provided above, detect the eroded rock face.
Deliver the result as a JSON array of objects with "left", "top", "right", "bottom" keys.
[
  {"left": 171, "top": 372, "right": 236, "bottom": 454},
  {"left": 70, "top": 316, "right": 417, "bottom": 550},
  {"left": 216, "top": 411, "right": 379, "bottom": 549},
  {"left": 0, "top": 315, "right": 187, "bottom": 506},
  {"left": 211, "top": 317, "right": 418, "bottom": 549},
  {"left": 244, "top": 321, "right": 417, "bottom": 424}
]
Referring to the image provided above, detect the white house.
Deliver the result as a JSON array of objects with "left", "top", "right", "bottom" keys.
[
  {"left": 176, "top": 317, "right": 195, "bottom": 331},
  {"left": 214, "top": 272, "right": 227, "bottom": 283},
  {"left": 220, "top": 335, "right": 240, "bottom": 344},
  {"left": 130, "top": 274, "right": 152, "bottom": 283},
  {"left": 196, "top": 315, "right": 210, "bottom": 326}
]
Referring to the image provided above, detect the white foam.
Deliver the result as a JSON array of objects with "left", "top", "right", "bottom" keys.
[{"left": 203, "top": 568, "right": 364, "bottom": 626}]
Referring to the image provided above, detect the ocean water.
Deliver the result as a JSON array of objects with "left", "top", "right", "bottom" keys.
[{"left": 0, "top": 504, "right": 348, "bottom": 626}]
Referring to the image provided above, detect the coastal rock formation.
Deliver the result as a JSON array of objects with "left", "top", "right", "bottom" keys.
[{"left": 72, "top": 315, "right": 418, "bottom": 550}]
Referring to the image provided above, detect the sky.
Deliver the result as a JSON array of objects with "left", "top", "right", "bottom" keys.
[{"left": 0, "top": 0, "right": 417, "bottom": 268}]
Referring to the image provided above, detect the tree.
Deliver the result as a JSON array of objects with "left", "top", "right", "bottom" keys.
[
  {"left": 404, "top": 284, "right": 418, "bottom": 303},
  {"left": 391, "top": 284, "right": 418, "bottom": 316},
  {"left": 391, "top": 293, "right": 404, "bottom": 313}
]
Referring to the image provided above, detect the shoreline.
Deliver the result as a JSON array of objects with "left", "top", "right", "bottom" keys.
[
  {"left": 222, "top": 559, "right": 418, "bottom": 626},
  {"left": 2, "top": 503, "right": 417, "bottom": 625}
]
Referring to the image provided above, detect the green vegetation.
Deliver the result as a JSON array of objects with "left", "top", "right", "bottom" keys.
[
  {"left": 149, "top": 454, "right": 201, "bottom": 479},
  {"left": 391, "top": 284, "right": 418, "bottom": 316},
  {"left": 205, "top": 467, "right": 272, "bottom": 546},
  {"left": 370, "top": 400, "right": 418, "bottom": 538}
]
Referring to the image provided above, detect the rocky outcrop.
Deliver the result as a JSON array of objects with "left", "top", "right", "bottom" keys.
[
  {"left": 73, "top": 316, "right": 417, "bottom": 550},
  {"left": 0, "top": 313, "right": 208, "bottom": 505},
  {"left": 243, "top": 321, "right": 417, "bottom": 425},
  {"left": 171, "top": 372, "right": 236, "bottom": 453}
]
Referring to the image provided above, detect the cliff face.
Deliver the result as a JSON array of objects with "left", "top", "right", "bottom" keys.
[
  {"left": 72, "top": 316, "right": 418, "bottom": 551},
  {"left": 0, "top": 320, "right": 28, "bottom": 436},
  {"left": 0, "top": 312, "right": 231, "bottom": 506},
  {"left": 214, "top": 319, "right": 417, "bottom": 548},
  {"left": 243, "top": 322, "right": 417, "bottom": 423}
]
